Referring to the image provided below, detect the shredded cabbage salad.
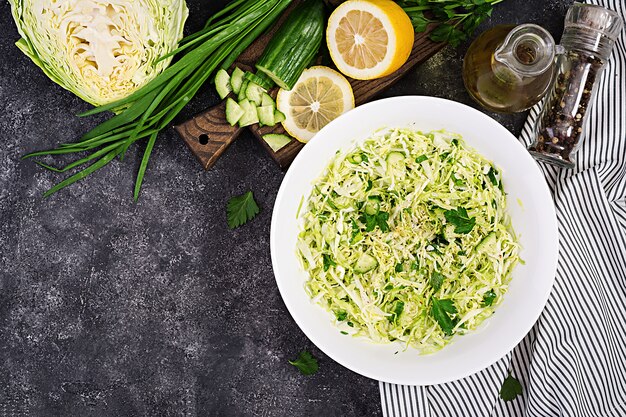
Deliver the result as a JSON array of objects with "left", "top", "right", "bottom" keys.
[{"left": 296, "top": 128, "right": 520, "bottom": 354}]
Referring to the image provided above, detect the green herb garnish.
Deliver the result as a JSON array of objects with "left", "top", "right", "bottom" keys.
[
  {"left": 430, "top": 297, "right": 458, "bottom": 335},
  {"left": 482, "top": 290, "right": 497, "bottom": 306},
  {"left": 335, "top": 310, "right": 347, "bottom": 321},
  {"left": 429, "top": 271, "right": 445, "bottom": 291},
  {"left": 500, "top": 373, "right": 523, "bottom": 401},
  {"left": 227, "top": 191, "right": 260, "bottom": 229},
  {"left": 289, "top": 351, "right": 319, "bottom": 376},
  {"left": 444, "top": 207, "right": 476, "bottom": 234},
  {"left": 487, "top": 166, "right": 499, "bottom": 187},
  {"left": 398, "top": 0, "right": 504, "bottom": 47},
  {"left": 323, "top": 254, "right": 337, "bottom": 271},
  {"left": 360, "top": 211, "right": 390, "bottom": 232}
]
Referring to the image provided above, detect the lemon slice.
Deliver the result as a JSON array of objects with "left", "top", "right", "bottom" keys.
[
  {"left": 327, "top": 0, "right": 414, "bottom": 80},
  {"left": 276, "top": 66, "right": 354, "bottom": 143}
]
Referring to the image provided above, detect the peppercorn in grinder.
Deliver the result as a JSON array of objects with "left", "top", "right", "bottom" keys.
[{"left": 528, "top": 3, "right": 623, "bottom": 168}]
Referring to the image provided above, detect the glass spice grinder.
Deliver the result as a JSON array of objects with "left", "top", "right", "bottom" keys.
[{"left": 528, "top": 3, "right": 623, "bottom": 168}]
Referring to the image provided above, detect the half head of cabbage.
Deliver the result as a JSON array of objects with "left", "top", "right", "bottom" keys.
[{"left": 8, "top": 0, "right": 188, "bottom": 106}]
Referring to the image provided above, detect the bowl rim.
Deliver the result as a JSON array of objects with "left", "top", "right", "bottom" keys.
[{"left": 270, "top": 95, "right": 558, "bottom": 385}]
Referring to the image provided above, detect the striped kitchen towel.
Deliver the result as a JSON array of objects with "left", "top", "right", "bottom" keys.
[{"left": 380, "top": 0, "right": 626, "bottom": 416}]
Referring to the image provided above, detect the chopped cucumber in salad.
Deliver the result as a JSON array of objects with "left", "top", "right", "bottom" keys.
[{"left": 296, "top": 128, "right": 520, "bottom": 354}]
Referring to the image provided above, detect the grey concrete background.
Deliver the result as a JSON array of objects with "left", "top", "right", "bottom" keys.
[{"left": 0, "top": 0, "right": 570, "bottom": 416}]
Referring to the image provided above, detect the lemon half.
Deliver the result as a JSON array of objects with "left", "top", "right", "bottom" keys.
[
  {"left": 276, "top": 66, "right": 354, "bottom": 143},
  {"left": 326, "top": 0, "right": 414, "bottom": 80}
]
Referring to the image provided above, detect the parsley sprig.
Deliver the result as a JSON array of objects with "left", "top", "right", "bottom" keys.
[
  {"left": 500, "top": 373, "right": 523, "bottom": 401},
  {"left": 289, "top": 351, "right": 319, "bottom": 376},
  {"left": 397, "top": 0, "right": 505, "bottom": 47},
  {"left": 227, "top": 191, "right": 260, "bottom": 229},
  {"left": 444, "top": 207, "right": 476, "bottom": 234},
  {"left": 430, "top": 297, "right": 458, "bottom": 336}
]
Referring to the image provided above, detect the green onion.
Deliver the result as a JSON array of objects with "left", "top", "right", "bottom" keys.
[{"left": 24, "top": 0, "right": 293, "bottom": 200}]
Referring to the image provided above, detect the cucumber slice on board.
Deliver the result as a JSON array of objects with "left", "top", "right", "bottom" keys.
[
  {"left": 238, "top": 99, "right": 259, "bottom": 127},
  {"left": 273, "top": 109, "right": 286, "bottom": 124},
  {"left": 262, "top": 134, "right": 291, "bottom": 152},
  {"left": 261, "top": 92, "right": 275, "bottom": 109},
  {"left": 215, "top": 69, "right": 231, "bottom": 99},
  {"left": 230, "top": 67, "right": 245, "bottom": 95},
  {"left": 243, "top": 71, "right": 275, "bottom": 90},
  {"left": 237, "top": 80, "right": 249, "bottom": 102},
  {"left": 245, "top": 82, "right": 265, "bottom": 106},
  {"left": 225, "top": 98, "right": 244, "bottom": 126},
  {"left": 257, "top": 106, "right": 275, "bottom": 126}
]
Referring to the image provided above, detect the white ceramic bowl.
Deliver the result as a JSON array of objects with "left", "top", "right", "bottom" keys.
[{"left": 270, "top": 96, "right": 558, "bottom": 385}]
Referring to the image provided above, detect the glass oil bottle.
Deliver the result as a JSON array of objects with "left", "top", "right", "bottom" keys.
[{"left": 463, "top": 24, "right": 557, "bottom": 113}]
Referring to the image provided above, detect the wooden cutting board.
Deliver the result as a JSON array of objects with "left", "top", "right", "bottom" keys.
[{"left": 174, "top": 0, "right": 445, "bottom": 170}]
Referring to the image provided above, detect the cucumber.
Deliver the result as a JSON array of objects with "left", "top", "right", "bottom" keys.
[
  {"left": 354, "top": 253, "right": 378, "bottom": 274},
  {"left": 255, "top": 0, "right": 325, "bottom": 90},
  {"left": 386, "top": 152, "right": 405, "bottom": 165},
  {"left": 230, "top": 67, "right": 245, "bottom": 95},
  {"left": 476, "top": 232, "right": 497, "bottom": 253},
  {"left": 237, "top": 99, "right": 259, "bottom": 127},
  {"left": 257, "top": 105, "right": 275, "bottom": 126},
  {"left": 243, "top": 71, "right": 275, "bottom": 90},
  {"left": 347, "top": 153, "right": 368, "bottom": 164},
  {"left": 215, "top": 69, "right": 231, "bottom": 99},
  {"left": 245, "top": 82, "right": 265, "bottom": 106},
  {"left": 225, "top": 98, "right": 244, "bottom": 126},
  {"left": 386, "top": 151, "right": 406, "bottom": 175},
  {"left": 261, "top": 92, "right": 275, "bottom": 109},
  {"left": 273, "top": 109, "right": 286, "bottom": 124},
  {"left": 263, "top": 133, "right": 291, "bottom": 152},
  {"left": 237, "top": 80, "right": 249, "bottom": 102},
  {"left": 364, "top": 196, "right": 381, "bottom": 215}
]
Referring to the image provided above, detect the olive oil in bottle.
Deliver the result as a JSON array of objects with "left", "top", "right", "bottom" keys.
[{"left": 463, "top": 24, "right": 557, "bottom": 113}]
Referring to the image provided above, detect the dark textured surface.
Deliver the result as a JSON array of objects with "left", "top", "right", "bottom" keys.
[{"left": 0, "top": 1, "right": 570, "bottom": 416}]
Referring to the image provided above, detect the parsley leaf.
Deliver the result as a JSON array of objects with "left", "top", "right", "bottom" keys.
[
  {"left": 226, "top": 191, "right": 259, "bottom": 229},
  {"left": 407, "top": 10, "right": 430, "bottom": 32},
  {"left": 429, "top": 23, "right": 465, "bottom": 46},
  {"left": 429, "top": 271, "right": 445, "bottom": 291},
  {"left": 289, "top": 351, "right": 319, "bottom": 376},
  {"left": 487, "top": 166, "right": 499, "bottom": 187},
  {"left": 482, "top": 289, "right": 497, "bottom": 306},
  {"left": 444, "top": 207, "right": 476, "bottom": 234},
  {"left": 323, "top": 254, "right": 337, "bottom": 271},
  {"left": 415, "top": 154, "right": 428, "bottom": 164},
  {"left": 360, "top": 211, "right": 390, "bottom": 232},
  {"left": 395, "top": 263, "right": 404, "bottom": 273},
  {"left": 430, "top": 297, "right": 458, "bottom": 336},
  {"left": 500, "top": 373, "right": 523, "bottom": 401},
  {"left": 377, "top": 212, "right": 390, "bottom": 232}
]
